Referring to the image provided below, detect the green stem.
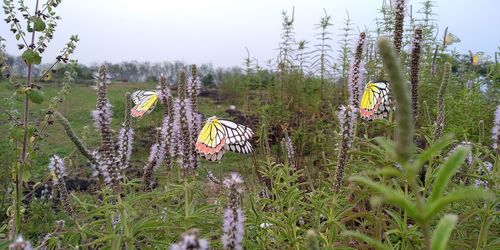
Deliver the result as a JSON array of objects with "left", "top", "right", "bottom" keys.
[{"left": 15, "top": 0, "right": 41, "bottom": 235}]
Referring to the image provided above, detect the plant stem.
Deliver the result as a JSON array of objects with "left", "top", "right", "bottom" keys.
[{"left": 15, "top": 0, "right": 40, "bottom": 235}]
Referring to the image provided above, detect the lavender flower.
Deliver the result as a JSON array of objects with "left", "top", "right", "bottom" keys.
[
  {"left": 222, "top": 173, "right": 245, "bottom": 250},
  {"left": 283, "top": 132, "right": 295, "bottom": 168},
  {"left": 92, "top": 65, "right": 121, "bottom": 192},
  {"left": 348, "top": 32, "right": 366, "bottom": 108},
  {"left": 48, "top": 155, "right": 74, "bottom": 216},
  {"left": 392, "top": 0, "right": 406, "bottom": 54},
  {"left": 170, "top": 228, "right": 209, "bottom": 250},
  {"left": 474, "top": 161, "right": 493, "bottom": 189},
  {"left": 143, "top": 128, "right": 165, "bottom": 190},
  {"left": 116, "top": 127, "right": 134, "bottom": 170},
  {"left": 333, "top": 105, "right": 357, "bottom": 192},
  {"left": 48, "top": 155, "right": 67, "bottom": 181},
  {"left": 410, "top": 27, "right": 423, "bottom": 121},
  {"left": 116, "top": 92, "right": 134, "bottom": 171},
  {"left": 157, "top": 75, "right": 176, "bottom": 169},
  {"left": 492, "top": 105, "right": 500, "bottom": 152},
  {"left": 9, "top": 235, "right": 32, "bottom": 250},
  {"left": 91, "top": 102, "right": 112, "bottom": 133},
  {"left": 177, "top": 70, "right": 197, "bottom": 170},
  {"left": 188, "top": 65, "right": 202, "bottom": 169}
]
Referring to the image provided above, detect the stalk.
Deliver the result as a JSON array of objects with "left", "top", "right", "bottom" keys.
[{"left": 15, "top": 0, "right": 41, "bottom": 235}]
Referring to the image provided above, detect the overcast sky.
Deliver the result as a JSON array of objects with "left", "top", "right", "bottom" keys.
[{"left": 1, "top": 0, "right": 499, "bottom": 68}]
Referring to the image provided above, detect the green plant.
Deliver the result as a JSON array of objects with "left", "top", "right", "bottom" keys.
[{"left": 344, "top": 38, "right": 492, "bottom": 250}]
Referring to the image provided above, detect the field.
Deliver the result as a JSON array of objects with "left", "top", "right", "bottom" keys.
[{"left": 0, "top": 0, "right": 499, "bottom": 249}]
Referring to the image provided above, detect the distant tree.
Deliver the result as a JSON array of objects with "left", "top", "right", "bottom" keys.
[
  {"left": 147, "top": 75, "right": 157, "bottom": 83},
  {"left": 201, "top": 73, "right": 215, "bottom": 87}
]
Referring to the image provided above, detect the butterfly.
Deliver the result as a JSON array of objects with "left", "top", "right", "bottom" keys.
[
  {"left": 195, "top": 116, "right": 254, "bottom": 161},
  {"left": 359, "top": 81, "right": 391, "bottom": 120},
  {"left": 41, "top": 72, "right": 51, "bottom": 81},
  {"left": 130, "top": 90, "right": 159, "bottom": 118},
  {"left": 468, "top": 51, "right": 483, "bottom": 66},
  {"left": 444, "top": 32, "right": 461, "bottom": 46}
]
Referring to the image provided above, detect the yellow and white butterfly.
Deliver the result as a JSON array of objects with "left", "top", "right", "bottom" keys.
[
  {"left": 469, "top": 51, "right": 483, "bottom": 66},
  {"left": 130, "top": 90, "right": 159, "bottom": 118},
  {"left": 195, "top": 116, "right": 254, "bottom": 161},
  {"left": 359, "top": 81, "right": 391, "bottom": 120},
  {"left": 444, "top": 32, "right": 461, "bottom": 46},
  {"left": 41, "top": 72, "right": 51, "bottom": 81}
]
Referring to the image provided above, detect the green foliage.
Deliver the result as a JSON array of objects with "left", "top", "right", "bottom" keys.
[
  {"left": 27, "top": 88, "right": 45, "bottom": 104},
  {"left": 0, "top": 0, "right": 498, "bottom": 249},
  {"left": 21, "top": 49, "right": 41, "bottom": 65}
]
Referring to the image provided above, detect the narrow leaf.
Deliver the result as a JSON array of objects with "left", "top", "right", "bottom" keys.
[
  {"left": 429, "top": 146, "right": 470, "bottom": 202},
  {"left": 411, "top": 134, "right": 454, "bottom": 174},
  {"left": 342, "top": 231, "right": 392, "bottom": 250},
  {"left": 431, "top": 214, "right": 458, "bottom": 250},
  {"left": 350, "top": 176, "right": 420, "bottom": 220},
  {"left": 425, "top": 188, "right": 492, "bottom": 220}
]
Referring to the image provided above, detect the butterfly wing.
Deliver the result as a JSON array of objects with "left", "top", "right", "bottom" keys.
[
  {"left": 472, "top": 54, "right": 480, "bottom": 65},
  {"left": 219, "top": 119, "right": 254, "bottom": 154},
  {"left": 196, "top": 118, "right": 226, "bottom": 160},
  {"left": 42, "top": 72, "right": 51, "bottom": 81},
  {"left": 445, "top": 33, "right": 460, "bottom": 45},
  {"left": 360, "top": 81, "right": 390, "bottom": 120},
  {"left": 130, "top": 90, "right": 159, "bottom": 118},
  {"left": 218, "top": 120, "right": 253, "bottom": 144},
  {"left": 225, "top": 140, "right": 253, "bottom": 154}
]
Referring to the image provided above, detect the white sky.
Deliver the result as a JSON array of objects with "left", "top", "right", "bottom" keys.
[{"left": 1, "top": 0, "right": 499, "bottom": 68}]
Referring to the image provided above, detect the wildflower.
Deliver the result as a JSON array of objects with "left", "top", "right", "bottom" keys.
[
  {"left": 48, "top": 155, "right": 74, "bottom": 215},
  {"left": 333, "top": 105, "right": 357, "bottom": 192},
  {"left": 92, "top": 65, "right": 121, "bottom": 192},
  {"left": 283, "top": 131, "right": 295, "bottom": 167},
  {"left": 474, "top": 161, "right": 493, "bottom": 188},
  {"left": 176, "top": 70, "right": 197, "bottom": 170},
  {"left": 410, "top": 27, "right": 423, "bottom": 121},
  {"left": 492, "top": 105, "right": 500, "bottom": 152},
  {"left": 348, "top": 32, "right": 366, "bottom": 108},
  {"left": 222, "top": 173, "right": 245, "bottom": 250},
  {"left": 9, "top": 235, "right": 32, "bottom": 250},
  {"left": 116, "top": 93, "right": 134, "bottom": 170},
  {"left": 143, "top": 128, "right": 164, "bottom": 190},
  {"left": 170, "top": 228, "right": 209, "bottom": 250},
  {"left": 392, "top": 0, "right": 406, "bottom": 54}
]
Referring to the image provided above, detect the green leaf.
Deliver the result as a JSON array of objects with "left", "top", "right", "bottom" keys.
[
  {"left": 22, "top": 49, "right": 42, "bottom": 65},
  {"left": 410, "top": 134, "right": 454, "bottom": 175},
  {"left": 375, "top": 137, "right": 397, "bottom": 159},
  {"left": 425, "top": 188, "right": 492, "bottom": 220},
  {"left": 342, "top": 231, "right": 393, "bottom": 250},
  {"left": 431, "top": 214, "right": 458, "bottom": 250},
  {"left": 350, "top": 176, "right": 420, "bottom": 220},
  {"left": 28, "top": 89, "right": 45, "bottom": 104},
  {"left": 429, "top": 146, "right": 470, "bottom": 202},
  {"left": 15, "top": 33, "right": 20, "bottom": 40},
  {"left": 9, "top": 127, "right": 24, "bottom": 141},
  {"left": 34, "top": 18, "right": 46, "bottom": 31}
]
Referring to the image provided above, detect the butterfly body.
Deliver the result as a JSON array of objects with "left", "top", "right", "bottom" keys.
[
  {"left": 360, "top": 81, "right": 391, "bottom": 120},
  {"left": 131, "top": 90, "right": 159, "bottom": 118},
  {"left": 195, "top": 116, "right": 253, "bottom": 161}
]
